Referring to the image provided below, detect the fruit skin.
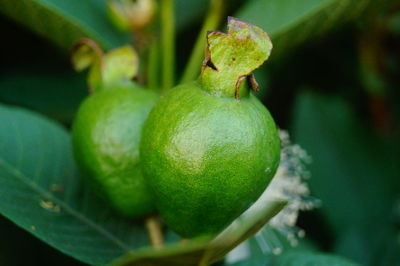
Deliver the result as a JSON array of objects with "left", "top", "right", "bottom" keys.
[
  {"left": 140, "top": 81, "right": 280, "bottom": 237},
  {"left": 72, "top": 84, "right": 158, "bottom": 218}
]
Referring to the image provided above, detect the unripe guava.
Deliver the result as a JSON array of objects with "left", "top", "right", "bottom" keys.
[{"left": 72, "top": 84, "right": 158, "bottom": 218}]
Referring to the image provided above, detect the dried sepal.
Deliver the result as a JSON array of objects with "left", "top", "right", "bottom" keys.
[{"left": 201, "top": 17, "right": 272, "bottom": 98}]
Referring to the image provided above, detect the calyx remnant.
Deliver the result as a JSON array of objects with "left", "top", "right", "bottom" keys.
[
  {"left": 200, "top": 17, "right": 272, "bottom": 99},
  {"left": 72, "top": 38, "right": 139, "bottom": 92}
]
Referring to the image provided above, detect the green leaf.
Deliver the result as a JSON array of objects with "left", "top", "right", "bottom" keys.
[
  {"left": 0, "top": 216, "right": 86, "bottom": 265},
  {"left": 0, "top": 70, "right": 87, "bottom": 123},
  {"left": 0, "top": 0, "right": 130, "bottom": 50},
  {"left": 236, "top": 0, "right": 384, "bottom": 56},
  {"left": 334, "top": 224, "right": 400, "bottom": 266},
  {"left": 112, "top": 238, "right": 211, "bottom": 266},
  {"left": 228, "top": 250, "right": 359, "bottom": 266},
  {"left": 290, "top": 92, "right": 399, "bottom": 234},
  {"left": 0, "top": 104, "right": 151, "bottom": 265},
  {"left": 274, "top": 250, "right": 360, "bottom": 266}
]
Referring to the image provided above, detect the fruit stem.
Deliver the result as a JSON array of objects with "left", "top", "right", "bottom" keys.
[
  {"left": 147, "top": 40, "right": 160, "bottom": 91},
  {"left": 145, "top": 216, "right": 164, "bottom": 248},
  {"left": 161, "top": 0, "right": 175, "bottom": 92},
  {"left": 180, "top": 0, "right": 224, "bottom": 84}
]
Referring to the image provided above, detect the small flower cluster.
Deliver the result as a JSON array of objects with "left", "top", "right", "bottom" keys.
[
  {"left": 227, "top": 131, "right": 319, "bottom": 263},
  {"left": 256, "top": 130, "right": 320, "bottom": 250},
  {"left": 263, "top": 130, "right": 319, "bottom": 246}
]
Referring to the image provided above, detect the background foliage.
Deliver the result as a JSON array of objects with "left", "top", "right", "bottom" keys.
[{"left": 0, "top": 0, "right": 399, "bottom": 265}]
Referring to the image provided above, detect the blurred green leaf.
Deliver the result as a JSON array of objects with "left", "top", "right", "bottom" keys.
[
  {"left": 236, "top": 0, "right": 385, "bottom": 57},
  {"left": 291, "top": 91, "right": 399, "bottom": 234},
  {"left": 0, "top": 0, "right": 129, "bottom": 50},
  {"left": 334, "top": 224, "right": 400, "bottom": 266},
  {"left": 0, "top": 70, "right": 87, "bottom": 123},
  {"left": 229, "top": 250, "right": 359, "bottom": 266},
  {"left": 175, "top": 0, "right": 208, "bottom": 31},
  {"left": 274, "top": 250, "right": 360, "bottom": 266},
  {"left": 0, "top": 104, "right": 153, "bottom": 265},
  {"left": 226, "top": 250, "right": 359, "bottom": 266}
]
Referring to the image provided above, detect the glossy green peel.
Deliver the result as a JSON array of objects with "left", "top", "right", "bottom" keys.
[
  {"left": 140, "top": 17, "right": 280, "bottom": 237},
  {"left": 72, "top": 42, "right": 158, "bottom": 218},
  {"left": 73, "top": 85, "right": 158, "bottom": 217}
]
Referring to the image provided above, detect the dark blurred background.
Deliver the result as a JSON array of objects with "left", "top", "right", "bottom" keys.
[{"left": 0, "top": 0, "right": 399, "bottom": 265}]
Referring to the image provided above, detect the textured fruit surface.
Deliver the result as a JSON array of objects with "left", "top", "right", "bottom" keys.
[
  {"left": 140, "top": 81, "right": 280, "bottom": 237},
  {"left": 72, "top": 84, "right": 158, "bottom": 218}
]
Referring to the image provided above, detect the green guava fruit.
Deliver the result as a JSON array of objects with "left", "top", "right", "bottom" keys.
[
  {"left": 72, "top": 83, "right": 158, "bottom": 218},
  {"left": 140, "top": 18, "right": 281, "bottom": 237}
]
